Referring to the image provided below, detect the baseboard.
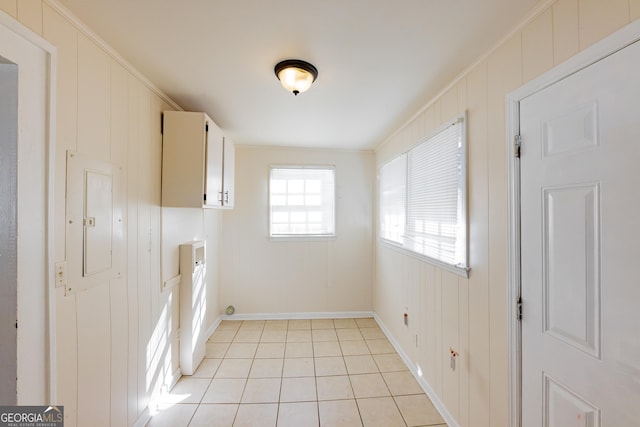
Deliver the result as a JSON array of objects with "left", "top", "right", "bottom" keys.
[
  {"left": 373, "top": 313, "right": 460, "bottom": 427},
  {"left": 167, "top": 366, "right": 181, "bottom": 392},
  {"left": 221, "top": 311, "right": 375, "bottom": 321},
  {"left": 132, "top": 407, "right": 150, "bottom": 427},
  {"left": 206, "top": 315, "right": 223, "bottom": 340}
]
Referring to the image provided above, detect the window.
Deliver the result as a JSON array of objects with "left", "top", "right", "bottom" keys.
[
  {"left": 379, "top": 153, "right": 406, "bottom": 244},
  {"left": 270, "top": 166, "right": 335, "bottom": 237},
  {"left": 379, "top": 114, "right": 468, "bottom": 273}
]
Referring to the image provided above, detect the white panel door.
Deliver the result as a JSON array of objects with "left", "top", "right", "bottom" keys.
[{"left": 520, "top": 40, "right": 640, "bottom": 426}]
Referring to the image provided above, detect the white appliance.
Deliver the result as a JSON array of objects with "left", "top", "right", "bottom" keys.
[{"left": 179, "top": 241, "right": 206, "bottom": 375}]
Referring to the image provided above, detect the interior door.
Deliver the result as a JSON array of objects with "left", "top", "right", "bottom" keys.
[{"left": 520, "top": 40, "right": 640, "bottom": 425}]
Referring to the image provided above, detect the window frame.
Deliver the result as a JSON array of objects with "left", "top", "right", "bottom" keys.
[
  {"left": 378, "top": 112, "right": 469, "bottom": 277},
  {"left": 268, "top": 165, "right": 336, "bottom": 240},
  {"left": 379, "top": 153, "right": 407, "bottom": 245}
]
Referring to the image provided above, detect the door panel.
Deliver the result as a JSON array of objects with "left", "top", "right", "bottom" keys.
[
  {"left": 543, "top": 184, "right": 600, "bottom": 357},
  {"left": 544, "top": 374, "right": 599, "bottom": 427},
  {"left": 542, "top": 101, "right": 598, "bottom": 156},
  {"left": 520, "top": 39, "right": 640, "bottom": 426}
]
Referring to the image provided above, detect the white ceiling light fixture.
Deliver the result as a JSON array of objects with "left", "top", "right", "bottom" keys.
[{"left": 274, "top": 59, "right": 318, "bottom": 96}]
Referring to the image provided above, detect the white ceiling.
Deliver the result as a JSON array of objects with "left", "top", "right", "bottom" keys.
[{"left": 58, "top": 0, "right": 542, "bottom": 150}]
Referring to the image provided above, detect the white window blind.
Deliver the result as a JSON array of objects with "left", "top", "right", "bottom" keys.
[
  {"left": 270, "top": 167, "right": 335, "bottom": 237},
  {"left": 379, "top": 153, "right": 406, "bottom": 244},
  {"left": 407, "top": 118, "right": 466, "bottom": 267},
  {"left": 379, "top": 114, "right": 468, "bottom": 273}
]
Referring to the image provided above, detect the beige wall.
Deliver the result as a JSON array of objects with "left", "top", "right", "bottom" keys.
[
  {"left": 0, "top": 1, "right": 223, "bottom": 426},
  {"left": 374, "top": 1, "right": 639, "bottom": 426},
  {"left": 221, "top": 146, "right": 374, "bottom": 315}
]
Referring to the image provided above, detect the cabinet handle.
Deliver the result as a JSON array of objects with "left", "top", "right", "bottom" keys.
[
  {"left": 224, "top": 191, "right": 229, "bottom": 204},
  {"left": 218, "top": 191, "right": 223, "bottom": 203}
]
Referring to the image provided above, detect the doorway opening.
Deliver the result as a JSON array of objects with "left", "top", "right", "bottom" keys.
[
  {"left": 1, "top": 13, "right": 57, "bottom": 403},
  {"left": 0, "top": 55, "right": 18, "bottom": 404}
]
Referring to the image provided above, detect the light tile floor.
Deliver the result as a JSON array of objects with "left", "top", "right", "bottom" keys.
[{"left": 148, "top": 318, "right": 447, "bottom": 427}]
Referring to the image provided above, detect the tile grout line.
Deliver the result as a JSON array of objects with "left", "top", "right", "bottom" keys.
[{"left": 164, "top": 318, "right": 443, "bottom": 427}]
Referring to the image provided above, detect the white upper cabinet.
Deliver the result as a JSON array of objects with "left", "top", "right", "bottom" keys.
[
  {"left": 222, "top": 136, "right": 235, "bottom": 208},
  {"left": 162, "top": 111, "right": 234, "bottom": 208},
  {"left": 204, "top": 118, "right": 224, "bottom": 207}
]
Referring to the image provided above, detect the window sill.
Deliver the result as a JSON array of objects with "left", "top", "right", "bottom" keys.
[
  {"left": 270, "top": 234, "right": 336, "bottom": 242},
  {"left": 378, "top": 238, "right": 470, "bottom": 278}
]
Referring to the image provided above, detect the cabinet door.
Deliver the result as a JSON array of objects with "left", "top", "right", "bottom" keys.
[
  {"left": 222, "top": 137, "right": 235, "bottom": 208},
  {"left": 204, "top": 120, "right": 224, "bottom": 207},
  {"left": 162, "top": 111, "right": 208, "bottom": 208}
]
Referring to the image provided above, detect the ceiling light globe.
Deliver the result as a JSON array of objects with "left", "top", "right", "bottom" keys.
[{"left": 274, "top": 60, "right": 318, "bottom": 96}]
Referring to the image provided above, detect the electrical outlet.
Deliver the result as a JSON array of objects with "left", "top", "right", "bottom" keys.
[{"left": 55, "top": 261, "right": 67, "bottom": 287}]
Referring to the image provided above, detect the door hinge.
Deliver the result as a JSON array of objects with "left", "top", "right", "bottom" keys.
[
  {"left": 160, "top": 113, "right": 164, "bottom": 135},
  {"left": 514, "top": 134, "right": 521, "bottom": 158},
  {"left": 203, "top": 193, "right": 207, "bottom": 202},
  {"left": 516, "top": 297, "right": 523, "bottom": 321},
  {"left": 205, "top": 122, "right": 209, "bottom": 132}
]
